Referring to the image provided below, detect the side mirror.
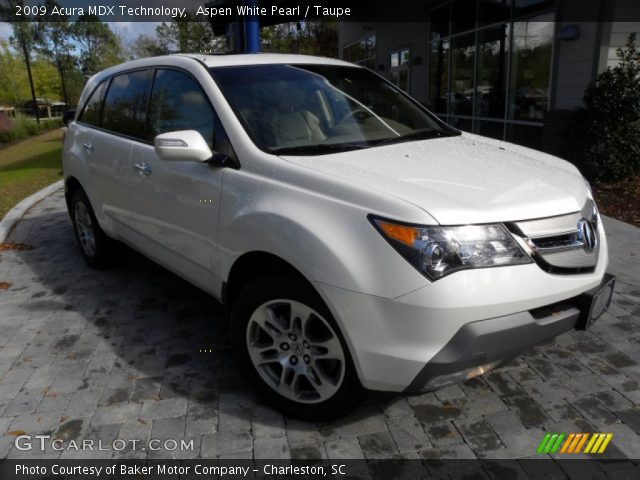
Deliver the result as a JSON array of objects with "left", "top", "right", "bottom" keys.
[
  {"left": 154, "top": 130, "right": 214, "bottom": 162},
  {"left": 62, "top": 109, "right": 76, "bottom": 126}
]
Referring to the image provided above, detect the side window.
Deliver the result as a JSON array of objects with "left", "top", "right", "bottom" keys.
[
  {"left": 102, "top": 70, "right": 150, "bottom": 139},
  {"left": 148, "top": 69, "right": 227, "bottom": 152},
  {"left": 79, "top": 81, "right": 107, "bottom": 127}
]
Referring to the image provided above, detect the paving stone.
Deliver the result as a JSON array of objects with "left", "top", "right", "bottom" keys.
[
  {"left": 140, "top": 397, "right": 187, "bottom": 420},
  {"left": 423, "top": 421, "right": 464, "bottom": 448},
  {"left": 455, "top": 418, "right": 503, "bottom": 454},
  {"left": 150, "top": 416, "right": 185, "bottom": 440},
  {"left": 499, "top": 428, "right": 545, "bottom": 458},
  {"left": 201, "top": 430, "right": 253, "bottom": 457},
  {"left": 376, "top": 396, "right": 414, "bottom": 418},
  {"left": 613, "top": 408, "right": 640, "bottom": 434},
  {"left": 324, "top": 437, "right": 364, "bottom": 459},
  {"left": 502, "top": 396, "right": 550, "bottom": 428},
  {"left": 289, "top": 442, "right": 327, "bottom": 460},
  {"left": 90, "top": 403, "right": 140, "bottom": 426},
  {"left": 484, "top": 410, "right": 526, "bottom": 435},
  {"left": 129, "top": 377, "right": 161, "bottom": 403},
  {"left": 572, "top": 396, "right": 621, "bottom": 428},
  {"left": 3, "top": 388, "right": 43, "bottom": 416},
  {"left": 333, "top": 405, "right": 387, "bottom": 438},
  {"left": 386, "top": 414, "right": 430, "bottom": 453},
  {"left": 358, "top": 431, "right": 399, "bottom": 459},
  {"left": 254, "top": 436, "right": 290, "bottom": 459},
  {"left": 64, "top": 390, "right": 102, "bottom": 417}
]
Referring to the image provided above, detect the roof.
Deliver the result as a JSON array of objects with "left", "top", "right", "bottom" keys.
[{"left": 175, "top": 52, "right": 353, "bottom": 68}]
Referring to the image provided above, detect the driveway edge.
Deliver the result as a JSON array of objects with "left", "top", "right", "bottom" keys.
[{"left": 0, "top": 180, "right": 64, "bottom": 243}]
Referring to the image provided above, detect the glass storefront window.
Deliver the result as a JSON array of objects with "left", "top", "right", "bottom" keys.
[
  {"left": 430, "top": 5, "right": 450, "bottom": 40},
  {"left": 513, "top": 0, "right": 555, "bottom": 18},
  {"left": 426, "top": 1, "right": 555, "bottom": 150},
  {"left": 428, "top": 39, "right": 449, "bottom": 113},
  {"left": 450, "top": 33, "right": 475, "bottom": 116},
  {"left": 508, "top": 15, "right": 554, "bottom": 121},
  {"left": 476, "top": 24, "right": 508, "bottom": 118},
  {"left": 452, "top": 0, "right": 476, "bottom": 34},
  {"left": 478, "top": 0, "right": 511, "bottom": 26},
  {"left": 342, "top": 35, "right": 376, "bottom": 68},
  {"left": 390, "top": 48, "right": 410, "bottom": 92}
]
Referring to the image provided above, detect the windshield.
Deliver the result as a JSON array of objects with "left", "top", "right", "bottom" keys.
[{"left": 209, "top": 64, "right": 459, "bottom": 155}]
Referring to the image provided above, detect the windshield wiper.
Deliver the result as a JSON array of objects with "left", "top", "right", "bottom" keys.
[
  {"left": 270, "top": 143, "right": 369, "bottom": 156},
  {"left": 373, "top": 129, "right": 457, "bottom": 147}
]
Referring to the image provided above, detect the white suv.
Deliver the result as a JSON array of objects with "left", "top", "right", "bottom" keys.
[{"left": 63, "top": 54, "right": 614, "bottom": 419}]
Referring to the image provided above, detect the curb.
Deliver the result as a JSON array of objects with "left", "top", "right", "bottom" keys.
[{"left": 0, "top": 180, "right": 64, "bottom": 244}]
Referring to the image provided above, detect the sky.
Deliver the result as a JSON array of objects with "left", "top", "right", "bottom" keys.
[{"left": 0, "top": 21, "right": 161, "bottom": 45}]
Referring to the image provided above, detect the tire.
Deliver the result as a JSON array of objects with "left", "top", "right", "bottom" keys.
[
  {"left": 69, "top": 188, "right": 121, "bottom": 269},
  {"left": 232, "top": 274, "right": 364, "bottom": 420}
]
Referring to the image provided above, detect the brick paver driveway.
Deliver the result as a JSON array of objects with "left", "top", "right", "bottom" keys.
[{"left": 0, "top": 187, "right": 639, "bottom": 463}]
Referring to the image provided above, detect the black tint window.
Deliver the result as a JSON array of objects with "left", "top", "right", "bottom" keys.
[
  {"left": 147, "top": 69, "right": 218, "bottom": 148},
  {"left": 79, "top": 81, "right": 107, "bottom": 127},
  {"left": 102, "top": 70, "right": 150, "bottom": 138}
]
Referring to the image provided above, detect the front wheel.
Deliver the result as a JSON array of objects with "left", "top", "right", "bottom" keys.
[{"left": 232, "top": 275, "right": 364, "bottom": 420}]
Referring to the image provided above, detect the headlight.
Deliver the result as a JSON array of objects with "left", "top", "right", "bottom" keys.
[{"left": 370, "top": 217, "right": 532, "bottom": 280}]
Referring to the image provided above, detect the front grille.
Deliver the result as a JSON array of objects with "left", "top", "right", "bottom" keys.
[{"left": 507, "top": 199, "right": 599, "bottom": 274}]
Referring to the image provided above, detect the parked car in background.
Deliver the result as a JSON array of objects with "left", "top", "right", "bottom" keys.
[{"left": 62, "top": 54, "right": 614, "bottom": 419}]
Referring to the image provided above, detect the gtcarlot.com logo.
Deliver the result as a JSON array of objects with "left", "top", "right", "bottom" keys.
[{"left": 537, "top": 432, "right": 613, "bottom": 454}]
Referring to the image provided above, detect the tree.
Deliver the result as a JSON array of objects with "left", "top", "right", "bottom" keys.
[
  {"left": 156, "top": 15, "right": 222, "bottom": 53},
  {"left": 36, "top": 0, "right": 74, "bottom": 105},
  {"left": 126, "top": 34, "right": 169, "bottom": 60},
  {"left": 0, "top": 40, "right": 29, "bottom": 106},
  {"left": 261, "top": 21, "right": 337, "bottom": 58},
  {"left": 73, "top": 13, "right": 123, "bottom": 76},
  {"left": 5, "top": 0, "right": 40, "bottom": 122},
  {"left": 566, "top": 34, "right": 640, "bottom": 181}
]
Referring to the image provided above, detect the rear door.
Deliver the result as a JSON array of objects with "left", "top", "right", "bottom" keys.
[{"left": 72, "top": 70, "right": 152, "bottom": 236}]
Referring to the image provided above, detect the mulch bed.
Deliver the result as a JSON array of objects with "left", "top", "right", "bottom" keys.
[{"left": 592, "top": 175, "right": 640, "bottom": 228}]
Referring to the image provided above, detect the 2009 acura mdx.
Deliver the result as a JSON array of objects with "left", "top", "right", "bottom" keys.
[{"left": 62, "top": 54, "right": 615, "bottom": 419}]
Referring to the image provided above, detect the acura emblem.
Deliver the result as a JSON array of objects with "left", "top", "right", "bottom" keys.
[{"left": 577, "top": 219, "right": 597, "bottom": 251}]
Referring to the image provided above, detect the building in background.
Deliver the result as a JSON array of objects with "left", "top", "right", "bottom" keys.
[{"left": 339, "top": 0, "right": 640, "bottom": 153}]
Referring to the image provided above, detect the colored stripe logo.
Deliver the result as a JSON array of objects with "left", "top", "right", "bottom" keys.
[{"left": 537, "top": 433, "right": 613, "bottom": 454}]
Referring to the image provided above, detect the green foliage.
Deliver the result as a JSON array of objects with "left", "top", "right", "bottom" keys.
[
  {"left": 261, "top": 21, "right": 337, "bottom": 58},
  {"left": 156, "top": 15, "right": 222, "bottom": 53},
  {"left": 566, "top": 34, "right": 640, "bottom": 182},
  {"left": 0, "top": 115, "right": 62, "bottom": 143},
  {"left": 126, "top": 34, "right": 170, "bottom": 60},
  {"left": 0, "top": 40, "right": 29, "bottom": 106},
  {"left": 73, "top": 13, "right": 124, "bottom": 76}
]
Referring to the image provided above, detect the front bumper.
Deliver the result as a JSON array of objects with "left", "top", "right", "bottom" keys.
[
  {"left": 314, "top": 228, "right": 610, "bottom": 392},
  {"left": 407, "top": 273, "right": 615, "bottom": 392}
]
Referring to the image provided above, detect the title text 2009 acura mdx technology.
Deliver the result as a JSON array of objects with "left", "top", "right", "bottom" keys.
[{"left": 62, "top": 54, "right": 615, "bottom": 419}]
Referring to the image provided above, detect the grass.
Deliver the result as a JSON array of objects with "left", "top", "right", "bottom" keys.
[
  {"left": 0, "top": 128, "right": 64, "bottom": 219},
  {"left": 0, "top": 116, "right": 63, "bottom": 144}
]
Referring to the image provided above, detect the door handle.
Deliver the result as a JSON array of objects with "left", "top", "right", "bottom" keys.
[
  {"left": 83, "top": 142, "right": 94, "bottom": 154},
  {"left": 133, "top": 162, "right": 152, "bottom": 177}
]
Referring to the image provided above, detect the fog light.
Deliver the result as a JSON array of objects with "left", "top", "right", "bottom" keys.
[{"left": 422, "top": 361, "right": 500, "bottom": 391}]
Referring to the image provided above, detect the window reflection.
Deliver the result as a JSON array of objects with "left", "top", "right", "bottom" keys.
[
  {"left": 509, "top": 16, "right": 554, "bottom": 121},
  {"left": 428, "top": 39, "right": 449, "bottom": 113},
  {"left": 450, "top": 34, "right": 475, "bottom": 116},
  {"left": 476, "top": 25, "right": 508, "bottom": 118}
]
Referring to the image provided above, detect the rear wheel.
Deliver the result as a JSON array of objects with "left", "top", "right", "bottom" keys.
[
  {"left": 232, "top": 275, "right": 364, "bottom": 420},
  {"left": 70, "top": 189, "right": 121, "bottom": 269}
]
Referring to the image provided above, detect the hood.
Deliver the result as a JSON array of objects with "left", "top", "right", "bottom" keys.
[{"left": 281, "top": 133, "right": 588, "bottom": 225}]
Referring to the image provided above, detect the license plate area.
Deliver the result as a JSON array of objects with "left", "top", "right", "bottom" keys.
[{"left": 575, "top": 273, "right": 616, "bottom": 330}]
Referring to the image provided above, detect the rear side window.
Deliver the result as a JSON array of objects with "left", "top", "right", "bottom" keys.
[
  {"left": 147, "top": 69, "right": 218, "bottom": 148},
  {"left": 102, "top": 70, "right": 150, "bottom": 139},
  {"left": 79, "top": 81, "right": 107, "bottom": 127}
]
